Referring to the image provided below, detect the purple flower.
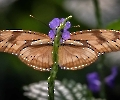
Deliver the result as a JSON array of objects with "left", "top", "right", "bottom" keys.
[
  {"left": 48, "top": 18, "right": 71, "bottom": 40},
  {"left": 105, "top": 67, "right": 117, "bottom": 87},
  {"left": 87, "top": 72, "right": 101, "bottom": 92},
  {"left": 86, "top": 67, "right": 118, "bottom": 92}
]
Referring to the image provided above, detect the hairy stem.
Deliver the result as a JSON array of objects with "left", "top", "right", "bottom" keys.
[
  {"left": 93, "top": 0, "right": 105, "bottom": 99},
  {"left": 48, "top": 16, "right": 72, "bottom": 100},
  {"left": 93, "top": 0, "right": 102, "bottom": 28}
]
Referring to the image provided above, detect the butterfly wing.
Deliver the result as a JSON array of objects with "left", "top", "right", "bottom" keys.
[
  {"left": 1, "top": 29, "right": 119, "bottom": 71},
  {"left": 59, "top": 45, "right": 97, "bottom": 70},
  {"left": 0, "top": 30, "right": 53, "bottom": 71},
  {"left": 59, "top": 29, "right": 120, "bottom": 70},
  {"left": 70, "top": 29, "right": 120, "bottom": 53}
]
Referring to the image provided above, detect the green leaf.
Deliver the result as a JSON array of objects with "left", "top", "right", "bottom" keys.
[
  {"left": 106, "top": 19, "right": 120, "bottom": 30},
  {"left": 23, "top": 79, "right": 100, "bottom": 100}
]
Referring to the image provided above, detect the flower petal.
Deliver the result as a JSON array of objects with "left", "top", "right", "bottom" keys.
[
  {"left": 105, "top": 67, "right": 117, "bottom": 87},
  {"left": 64, "top": 21, "right": 71, "bottom": 30},
  {"left": 62, "top": 31, "right": 70, "bottom": 40},
  {"left": 60, "top": 18, "right": 65, "bottom": 23},
  {"left": 49, "top": 17, "right": 71, "bottom": 41},
  {"left": 111, "top": 67, "right": 118, "bottom": 76},
  {"left": 60, "top": 18, "right": 71, "bottom": 30},
  {"left": 86, "top": 72, "right": 101, "bottom": 92},
  {"left": 49, "top": 18, "right": 60, "bottom": 29},
  {"left": 48, "top": 30, "right": 55, "bottom": 39}
]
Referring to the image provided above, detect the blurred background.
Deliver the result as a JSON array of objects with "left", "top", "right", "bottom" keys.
[{"left": 0, "top": 0, "right": 120, "bottom": 100}]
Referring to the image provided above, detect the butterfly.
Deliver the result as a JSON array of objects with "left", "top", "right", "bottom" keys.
[{"left": 0, "top": 29, "right": 120, "bottom": 71}]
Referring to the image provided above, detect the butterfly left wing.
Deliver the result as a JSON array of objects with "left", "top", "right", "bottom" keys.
[
  {"left": 69, "top": 29, "right": 120, "bottom": 53},
  {"left": 19, "top": 45, "right": 53, "bottom": 71},
  {"left": 59, "top": 29, "right": 120, "bottom": 70},
  {"left": 0, "top": 30, "right": 53, "bottom": 71}
]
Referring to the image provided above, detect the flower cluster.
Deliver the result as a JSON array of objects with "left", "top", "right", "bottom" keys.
[
  {"left": 23, "top": 79, "right": 88, "bottom": 100},
  {"left": 86, "top": 67, "right": 117, "bottom": 92},
  {"left": 48, "top": 18, "right": 71, "bottom": 41}
]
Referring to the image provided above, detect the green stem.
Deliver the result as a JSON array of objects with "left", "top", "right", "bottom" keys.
[
  {"left": 93, "top": 0, "right": 102, "bottom": 28},
  {"left": 93, "top": 0, "right": 105, "bottom": 99},
  {"left": 97, "top": 57, "right": 106, "bottom": 99},
  {"left": 48, "top": 16, "right": 72, "bottom": 100}
]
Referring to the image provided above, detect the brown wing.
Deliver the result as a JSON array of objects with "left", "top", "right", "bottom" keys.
[
  {"left": 0, "top": 30, "right": 53, "bottom": 71},
  {"left": 59, "top": 29, "right": 120, "bottom": 70}
]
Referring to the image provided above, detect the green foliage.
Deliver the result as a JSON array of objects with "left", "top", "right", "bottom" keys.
[
  {"left": 106, "top": 19, "right": 120, "bottom": 30},
  {"left": 24, "top": 79, "right": 95, "bottom": 100},
  {"left": 0, "top": 0, "right": 120, "bottom": 100}
]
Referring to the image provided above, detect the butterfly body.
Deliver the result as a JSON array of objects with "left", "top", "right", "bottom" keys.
[{"left": 0, "top": 29, "right": 120, "bottom": 71}]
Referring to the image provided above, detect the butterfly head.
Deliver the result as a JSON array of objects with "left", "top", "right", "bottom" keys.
[{"left": 48, "top": 18, "right": 71, "bottom": 42}]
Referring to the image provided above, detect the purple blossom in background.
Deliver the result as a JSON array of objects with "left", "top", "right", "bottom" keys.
[
  {"left": 87, "top": 72, "right": 101, "bottom": 92},
  {"left": 48, "top": 18, "right": 71, "bottom": 41},
  {"left": 86, "top": 67, "right": 118, "bottom": 92},
  {"left": 105, "top": 67, "right": 117, "bottom": 87}
]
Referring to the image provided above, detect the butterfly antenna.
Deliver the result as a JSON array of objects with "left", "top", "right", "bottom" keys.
[
  {"left": 72, "top": 25, "right": 80, "bottom": 28},
  {"left": 29, "top": 15, "right": 49, "bottom": 28}
]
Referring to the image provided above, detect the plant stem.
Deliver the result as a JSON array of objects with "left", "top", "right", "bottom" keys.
[
  {"left": 97, "top": 57, "right": 106, "bottom": 99},
  {"left": 93, "top": 0, "right": 102, "bottom": 28},
  {"left": 48, "top": 16, "right": 72, "bottom": 100},
  {"left": 93, "top": 0, "right": 106, "bottom": 98}
]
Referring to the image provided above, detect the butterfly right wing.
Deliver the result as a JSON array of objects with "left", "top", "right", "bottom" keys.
[
  {"left": 58, "top": 29, "right": 120, "bottom": 70},
  {"left": 58, "top": 42, "right": 98, "bottom": 70},
  {"left": 69, "top": 29, "right": 120, "bottom": 53},
  {"left": 0, "top": 30, "right": 53, "bottom": 71}
]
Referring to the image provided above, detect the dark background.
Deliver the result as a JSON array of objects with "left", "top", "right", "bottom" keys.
[{"left": 0, "top": 0, "right": 120, "bottom": 100}]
